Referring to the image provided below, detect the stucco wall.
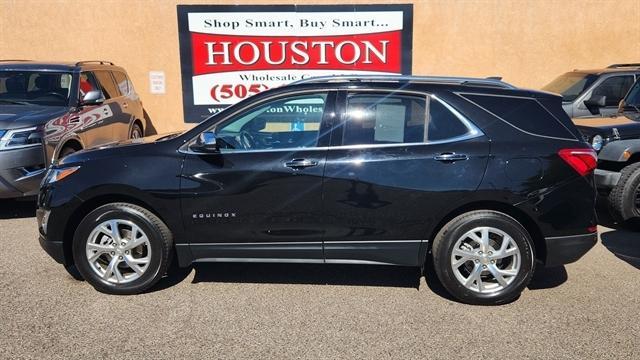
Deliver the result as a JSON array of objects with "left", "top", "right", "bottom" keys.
[{"left": 1, "top": 0, "right": 639, "bottom": 133}]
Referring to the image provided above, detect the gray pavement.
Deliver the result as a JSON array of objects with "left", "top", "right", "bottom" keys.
[{"left": 0, "top": 200, "right": 638, "bottom": 359}]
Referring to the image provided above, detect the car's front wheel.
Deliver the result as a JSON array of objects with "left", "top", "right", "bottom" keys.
[
  {"left": 431, "top": 210, "right": 535, "bottom": 305},
  {"left": 72, "top": 203, "right": 172, "bottom": 295}
]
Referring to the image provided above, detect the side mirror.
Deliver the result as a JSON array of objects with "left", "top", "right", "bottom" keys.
[
  {"left": 190, "top": 131, "right": 219, "bottom": 153},
  {"left": 584, "top": 95, "right": 606, "bottom": 115},
  {"left": 80, "top": 90, "right": 105, "bottom": 106}
]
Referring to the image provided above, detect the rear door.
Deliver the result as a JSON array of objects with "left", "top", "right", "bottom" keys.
[{"left": 321, "top": 90, "right": 490, "bottom": 266}]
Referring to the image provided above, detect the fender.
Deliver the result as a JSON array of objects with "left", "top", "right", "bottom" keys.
[
  {"left": 51, "top": 133, "right": 85, "bottom": 162},
  {"left": 598, "top": 139, "right": 640, "bottom": 162}
]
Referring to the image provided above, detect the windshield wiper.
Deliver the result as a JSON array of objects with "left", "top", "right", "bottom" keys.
[{"left": 0, "top": 99, "right": 31, "bottom": 105}]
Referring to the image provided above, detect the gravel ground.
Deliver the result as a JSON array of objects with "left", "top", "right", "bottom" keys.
[{"left": 0, "top": 200, "right": 638, "bottom": 359}]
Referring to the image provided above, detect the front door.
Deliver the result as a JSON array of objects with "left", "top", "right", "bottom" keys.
[
  {"left": 181, "top": 91, "right": 336, "bottom": 262},
  {"left": 322, "top": 91, "right": 490, "bottom": 266}
]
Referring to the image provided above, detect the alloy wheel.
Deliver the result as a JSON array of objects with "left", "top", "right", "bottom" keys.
[
  {"left": 85, "top": 219, "right": 152, "bottom": 284},
  {"left": 450, "top": 226, "right": 521, "bottom": 293}
]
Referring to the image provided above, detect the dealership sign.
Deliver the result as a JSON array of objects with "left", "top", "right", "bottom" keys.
[{"left": 177, "top": 5, "right": 413, "bottom": 122}]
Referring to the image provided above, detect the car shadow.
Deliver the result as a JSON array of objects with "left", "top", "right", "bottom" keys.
[
  {"left": 600, "top": 230, "right": 640, "bottom": 270},
  {"left": 0, "top": 198, "right": 36, "bottom": 219},
  {"left": 188, "top": 262, "right": 422, "bottom": 289}
]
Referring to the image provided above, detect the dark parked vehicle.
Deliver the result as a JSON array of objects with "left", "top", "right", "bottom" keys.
[
  {"left": 542, "top": 63, "right": 639, "bottom": 118},
  {"left": 573, "top": 78, "right": 640, "bottom": 225},
  {"left": 0, "top": 60, "right": 146, "bottom": 198},
  {"left": 38, "top": 75, "right": 598, "bottom": 305}
]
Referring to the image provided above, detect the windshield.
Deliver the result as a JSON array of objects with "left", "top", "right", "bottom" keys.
[
  {"left": 624, "top": 80, "right": 640, "bottom": 106},
  {"left": 542, "top": 72, "right": 598, "bottom": 102},
  {"left": 0, "top": 71, "right": 73, "bottom": 106}
]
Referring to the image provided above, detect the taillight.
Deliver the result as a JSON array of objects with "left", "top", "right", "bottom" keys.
[{"left": 558, "top": 148, "right": 597, "bottom": 176}]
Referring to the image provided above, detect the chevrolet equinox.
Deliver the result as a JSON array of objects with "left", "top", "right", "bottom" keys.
[{"left": 37, "top": 75, "right": 598, "bottom": 305}]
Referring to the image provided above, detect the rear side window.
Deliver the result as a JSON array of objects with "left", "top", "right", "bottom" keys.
[
  {"left": 592, "top": 75, "right": 635, "bottom": 106},
  {"left": 461, "top": 93, "right": 575, "bottom": 139},
  {"left": 343, "top": 94, "right": 427, "bottom": 145},
  {"left": 342, "top": 93, "right": 475, "bottom": 146},
  {"left": 112, "top": 71, "right": 130, "bottom": 95},
  {"left": 428, "top": 99, "right": 471, "bottom": 141},
  {"left": 93, "top": 70, "right": 120, "bottom": 99}
]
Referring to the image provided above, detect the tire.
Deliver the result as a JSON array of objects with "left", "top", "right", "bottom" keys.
[
  {"left": 59, "top": 146, "right": 78, "bottom": 158},
  {"left": 130, "top": 122, "right": 143, "bottom": 139},
  {"left": 431, "top": 210, "right": 535, "bottom": 305},
  {"left": 64, "top": 264, "right": 84, "bottom": 281},
  {"left": 72, "top": 203, "right": 173, "bottom": 295},
  {"left": 607, "top": 162, "right": 640, "bottom": 228}
]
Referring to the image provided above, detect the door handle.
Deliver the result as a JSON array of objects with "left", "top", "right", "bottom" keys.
[
  {"left": 434, "top": 153, "right": 468, "bottom": 162},
  {"left": 285, "top": 159, "right": 318, "bottom": 169}
]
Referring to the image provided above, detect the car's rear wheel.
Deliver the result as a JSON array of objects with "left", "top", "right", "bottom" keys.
[
  {"left": 608, "top": 162, "right": 640, "bottom": 228},
  {"left": 431, "top": 210, "right": 535, "bottom": 305},
  {"left": 72, "top": 203, "right": 172, "bottom": 295}
]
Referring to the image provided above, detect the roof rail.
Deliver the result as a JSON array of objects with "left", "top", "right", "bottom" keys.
[
  {"left": 290, "top": 75, "right": 516, "bottom": 89},
  {"left": 0, "top": 59, "right": 31, "bottom": 62},
  {"left": 607, "top": 63, "right": 640, "bottom": 68},
  {"left": 75, "top": 60, "right": 114, "bottom": 66}
]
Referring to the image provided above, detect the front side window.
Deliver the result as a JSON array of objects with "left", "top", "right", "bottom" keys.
[
  {"left": 0, "top": 71, "right": 72, "bottom": 106},
  {"left": 93, "top": 70, "right": 120, "bottom": 99},
  {"left": 342, "top": 93, "right": 472, "bottom": 146},
  {"left": 592, "top": 75, "right": 636, "bottom": 106},
  {"left": 215, "top": 93, "right": 328, "bottom": 151}
]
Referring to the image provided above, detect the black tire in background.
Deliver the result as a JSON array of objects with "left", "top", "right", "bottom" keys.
[
  {"left": 72, "top": 203, "right": 173, "bottom": 295},
  {"left": 608, "top": 162, "right": 640, "bottom": 229},
  {"left": 59, "top": 146, "right": 78, "bottom": 159},
  {"left": 130, "top": 122, "right": 143, "bottom": 139},
  {"left": 431, "top": 210, "right": 535, "bottom": 305}
]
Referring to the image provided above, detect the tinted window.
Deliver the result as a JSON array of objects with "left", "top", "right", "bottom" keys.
[
  {"left": 216, "top": 93, "right": 327, "bottom": 151},
  {"left": 428, "top": 98, "right": 470, "bottom": 141},
  {"left": 343, "top": 94, "right": 427, "bottom": 145},
  {"left": 112, "top": 71, "right": 130, "bottom": 95},
  {"left": 93, "top": 71, "right": 120, "bottom": 99},
  {"left": 0, "top": 71, "right": 72, "bottom": 106},
  {"left": 592, "top": 76, "right": 635, "bottom": 106},
  {"left": 79, "top": 72, "right": 99, "bottom": 98},
  {"left": 463, "top": 94, "right": 574, "bottom": 139}
]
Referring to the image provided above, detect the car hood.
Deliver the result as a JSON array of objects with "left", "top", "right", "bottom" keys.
[
  {"left": 0, "top": 104, "right": 69, "bottom": 130},
  {"left": 57, "top": 131, "right": 185, "bottom": 166},
  {"left": 573, "top": 113, "right": 640, "bottom": 140}
]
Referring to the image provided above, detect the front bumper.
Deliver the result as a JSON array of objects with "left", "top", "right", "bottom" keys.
[
  {"left": 39, "top": 234, "right": 65, "bottom": 264},
  {"left": 594, "top": 168, "right": 620, "bottom": 190},
  {"left": 0, "top": 145, "right": 46, "bottom": 198},
  {"left": 544, "top": 232, "right": 598, "bottom": 267}
]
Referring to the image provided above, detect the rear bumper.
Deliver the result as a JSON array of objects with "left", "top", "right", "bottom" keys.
[
  {"left": 544, "top": 232, "right": 597, "bottom": 267},
  {"left": 0, "top": 145, "right": 46, "bottom": 198},
  {"left": 594, "top": 168, "right": 620, "bottom": 190}
]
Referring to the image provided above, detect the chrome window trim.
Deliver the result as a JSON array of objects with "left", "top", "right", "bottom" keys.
[
  {"left": 455, "top": 91, "right": 579, "bottom": 142},
  {"left": 179, "top": 87, "right": 485, "bottom": 155}
]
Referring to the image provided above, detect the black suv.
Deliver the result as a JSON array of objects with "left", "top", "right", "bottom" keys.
[
  {"left": 0, "top": 60, "right": 146, "bottom": 198},
  {"left": 542, "top": 63, "right": 639, "bottom": 118},
  {"left": 573, "top": 78, "right": 640, "bottom": 224},
  {"left": 37, "top": 76, "right": 597, "bottom": 305}
]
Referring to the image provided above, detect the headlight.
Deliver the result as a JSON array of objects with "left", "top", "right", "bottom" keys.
[
  {"left": 591, "top": 134, "right": 604, "bottom": 151},
  {"left": 0, "top": 126, "right": 43, "bottom": 149},
  {"left": 43, "top": 166, "right": 80, "bottom": 185}
]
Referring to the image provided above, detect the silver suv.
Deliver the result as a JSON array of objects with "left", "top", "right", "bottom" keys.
[
  {"left": 542, "top": 63, "right": 639, "bottom": 118},
  {"left": 0, "top": 60, "right": 147, "bottom": 198}
]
